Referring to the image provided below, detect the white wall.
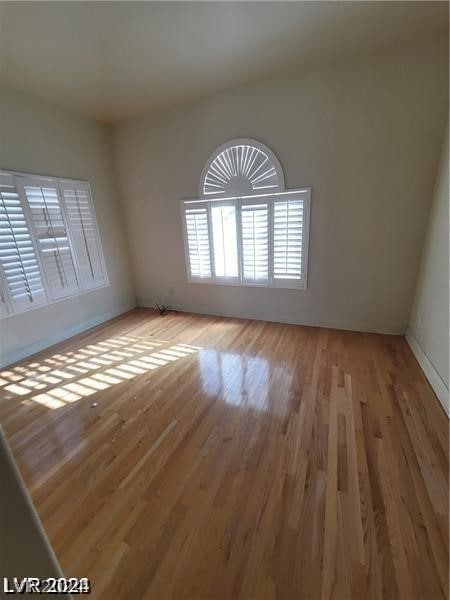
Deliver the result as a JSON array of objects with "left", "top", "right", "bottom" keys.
[
  {"left": 0, "top": 86, "right": 135, "bottom": 366},
  {"left": 112, "top": 39, "right": 448, "bottom": 334},
  {"left": 407, "top": 126, "right": 449, "bottom": 414}
]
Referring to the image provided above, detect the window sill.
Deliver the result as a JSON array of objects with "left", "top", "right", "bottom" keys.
[{"left": 187, "top": 277, "right": 307, "bottom": 291}]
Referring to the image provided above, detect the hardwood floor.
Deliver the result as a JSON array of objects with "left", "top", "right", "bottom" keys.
[{"left": 0, "top": 308, "right": 448, "bottom": 599}]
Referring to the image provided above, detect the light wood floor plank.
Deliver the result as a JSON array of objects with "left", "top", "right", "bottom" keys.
[{"left": 0, "top": 308, "right": 447, "bottom": 599}]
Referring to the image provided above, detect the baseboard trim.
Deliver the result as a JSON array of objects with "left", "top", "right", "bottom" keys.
[
  {"left": 405, "top": 329, "right": 449, "bottom": 416},
  {"left": 0, "top": 302, "right": 137, "bottom": 368},
  {"left": 137, "top": 299, "right": 403, "bottom": 335}
]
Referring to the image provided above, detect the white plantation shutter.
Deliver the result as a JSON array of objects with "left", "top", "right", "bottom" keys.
[
  {"left": 0, "top": 170, "right": 108, "bottom": 320},
  {"left": 0, "top": 174, "right": 46, "bottom": 312},
  {"left": 184, "top": 206, "right": 211, "bottom": 279},
  {"left": 241, "top": 202, "right": 269, "bottom": 283},
  {"left": 182, "top": 192, "right": 309, "bottom": 288},
  {"left": 211, "top": 204, "right": 238, "bottom": 279},
  {"left": 273, "top": 197, "right": 304, "bottom": 282},
  {"left": 202, "top": 142, "right": 283, "bottom": 197},
  {"left": 182, "top": 139, "right": 310, "bottom": 289},
  {"left": 60, "top": 180, "right": 107, "bottom": 290},
  {"left": 20, "top": 179, "right": 80, "bottom": 300}
]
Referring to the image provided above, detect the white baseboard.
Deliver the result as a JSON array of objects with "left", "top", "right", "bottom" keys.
[
  {"left": 137, "top": 299, "right": 403, "bottom": 335},
  {"left": 405, "top": 329, "right": 449, "bottom": 416},
  {"left": 0, "top": 302, "right": 136, "bottom": 368}
]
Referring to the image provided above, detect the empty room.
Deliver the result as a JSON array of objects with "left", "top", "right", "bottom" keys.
[{"left": 0, "top": 1, "right": 448, "bottom": 599}]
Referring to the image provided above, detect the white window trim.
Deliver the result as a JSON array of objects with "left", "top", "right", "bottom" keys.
[
  {"left": 180, "top": 188, "right": 311, "bottom": 290},
  {"left": 0, "top": 169, "right": 109, "bottom": 320}
]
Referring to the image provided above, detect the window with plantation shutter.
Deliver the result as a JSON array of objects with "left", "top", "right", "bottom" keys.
[
  {"left": 0, "top": 173, "right": 46, "bottom": 313},
  {"left": 181, "top": 139, "right": 310, "bottom": 289},
  {"left": 60, "top": 180, "right": 107, "bottom": 290},
  {"left": 0, "top": 170, "right": 108, "bottom": 320}
]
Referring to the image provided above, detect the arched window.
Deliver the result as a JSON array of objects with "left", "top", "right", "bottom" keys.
[
  {"left": 181, "top": 139, "right": 310, "bottom": 289},
  {"left": 200, "top": 139, "right": 284, "bottom": 198}
]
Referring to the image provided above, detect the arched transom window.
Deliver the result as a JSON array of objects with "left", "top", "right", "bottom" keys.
[
  {"left": 181, "top": 139, "right": 310, "bottom": 290},
  {"left": 201, "top": 139, "right": 284, "bottom": 198}
]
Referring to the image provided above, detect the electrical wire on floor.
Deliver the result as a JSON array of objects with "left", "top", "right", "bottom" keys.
[{"left": 155, "top": 303, "right": 178, "bottom": 316}]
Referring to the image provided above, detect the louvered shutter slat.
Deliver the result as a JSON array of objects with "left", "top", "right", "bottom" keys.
[
  {"left": 241, "top": 203, "right": 269, "bottom": 282},
  {"left": 185, "top": 207, "right": 211, "bottom": 279},
  {"left": 23, "top": 182, "right": 80, "bottom": 300},
  {"left": 273, "top": 198, "right": 304, "bottom": 281},
  {"left": 0, "top": 174, "right": 46, "bottom": 311},
  {"left": 60, "top": 182, "right": 107, "bottom": 290}
]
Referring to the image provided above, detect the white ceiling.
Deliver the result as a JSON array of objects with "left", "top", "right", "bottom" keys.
[{"left": 0, "top": 1, "right": 447, "bottom": 123}]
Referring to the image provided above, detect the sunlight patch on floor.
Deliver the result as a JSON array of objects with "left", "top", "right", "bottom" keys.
[{"left": 0, "top": 335, "right": 201, "bottom": 410}]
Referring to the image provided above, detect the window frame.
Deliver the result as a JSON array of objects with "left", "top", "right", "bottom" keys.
[
  {"left": 180, "top": 188, "right": 311, "bottom": 290},
  {"left": 0, "top": 169, "right": 109, "bottom": 320}
]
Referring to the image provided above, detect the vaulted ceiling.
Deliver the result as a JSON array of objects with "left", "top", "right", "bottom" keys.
[{"left": 0, "top": 1, "right": 447, "bottom": 122}]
